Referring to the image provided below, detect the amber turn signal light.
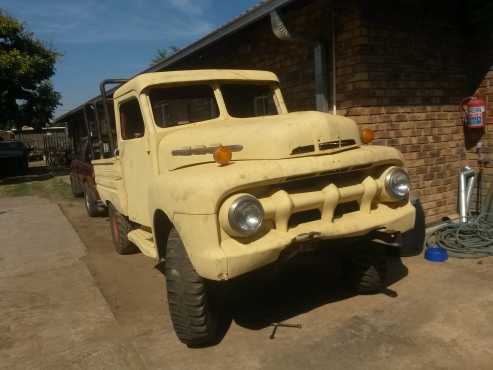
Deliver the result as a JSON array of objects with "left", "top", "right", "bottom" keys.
[
  {"left": 361, "top": 128, "right": 375, "bottom": 144},
  {"left": 213, "top": 146, "right": 232, "bottom": 165}
]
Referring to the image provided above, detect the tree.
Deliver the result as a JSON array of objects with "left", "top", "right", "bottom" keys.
[
  {"left": 150, "top": 46, "right": 179, "bottom": 66},
  {"left": 0, "top": 10, "right": 61, "bottom": 130}
]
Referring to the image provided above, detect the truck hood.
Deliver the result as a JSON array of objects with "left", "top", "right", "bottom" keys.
[{"left": 158, "top": 111, "right": 362, "bottom": 171}]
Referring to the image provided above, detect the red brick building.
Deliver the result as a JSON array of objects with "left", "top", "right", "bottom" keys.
[{"left": 57, "top": 0, "right": 493, "bottom": 224}]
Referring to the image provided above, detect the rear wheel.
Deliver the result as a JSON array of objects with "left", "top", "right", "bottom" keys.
[
  {"left": 84, "top": 187, "right": 101, "bottom": 217},
  {"left": 108, "top": 204, "right": 139, "bottom": 254},
  {"left": 165, "top": 227, "right": 224, "bottom": 347},
  {"left": 70, "top": 176, "right": 83, "bottom": 197}
]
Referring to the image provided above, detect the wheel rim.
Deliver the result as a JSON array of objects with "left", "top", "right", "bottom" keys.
[{"left": 85, "top": 192, "right": 91, "bottom": 209}]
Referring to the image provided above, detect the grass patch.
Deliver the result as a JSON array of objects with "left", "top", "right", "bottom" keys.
[{"left": 0, "top": 176, "right": 73, "bottom": 202}]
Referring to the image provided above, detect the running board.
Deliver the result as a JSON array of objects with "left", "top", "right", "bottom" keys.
[{"left": 127, "top": 229, "right": 157, "bottom": 258}]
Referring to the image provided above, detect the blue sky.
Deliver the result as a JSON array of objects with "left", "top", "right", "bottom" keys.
[{"left": 3, "top": 0, "right": 260, "bottom": 117}]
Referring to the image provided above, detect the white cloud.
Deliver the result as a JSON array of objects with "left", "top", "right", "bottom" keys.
[
  {"left": 169, "top": 0, "right": 206, "bottom": 15},
  {"left": 2, "top": 0, "right": 214, "bottom": 44}
]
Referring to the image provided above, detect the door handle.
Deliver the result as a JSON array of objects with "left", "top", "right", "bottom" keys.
[{"left": 114, "top": 148, "right": 120, "bottom": 157}]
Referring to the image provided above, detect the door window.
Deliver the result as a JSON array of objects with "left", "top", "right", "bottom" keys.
[{"left": 120, "top": 98, "right": 145, "bottom": 140}]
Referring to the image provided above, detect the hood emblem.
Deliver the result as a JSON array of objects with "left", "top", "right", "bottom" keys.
[{"left": 172, "top": 144, "right": 243, "bottom": 156}]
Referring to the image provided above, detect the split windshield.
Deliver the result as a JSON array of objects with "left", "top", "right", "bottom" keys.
[
  {"left": 221, "top": 83, "right": 278, "bottom": 118},
  {"left": 149, "top": 82, "right": 279, "bottom": 128}
]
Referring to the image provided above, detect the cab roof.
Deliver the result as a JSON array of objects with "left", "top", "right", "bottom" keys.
[{"left": 113, "top": 69, "right": 280, "bottom": 99}]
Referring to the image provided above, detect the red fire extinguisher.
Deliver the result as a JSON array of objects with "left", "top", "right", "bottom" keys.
[{"left": 462, "top": 96, "right": 486, "bottom": 129}]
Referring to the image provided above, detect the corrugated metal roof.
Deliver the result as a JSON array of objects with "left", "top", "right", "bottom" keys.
[{"left": 55, "top": 0, "right": 296, "bottom": 123}]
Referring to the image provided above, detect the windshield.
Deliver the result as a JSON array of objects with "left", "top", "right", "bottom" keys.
[
  {"left": 149, "top": 81, "right": 280, "bottom": 128},
  {"left": 149, "top": 84, "right": 219, "bottom": 128},
  {"left": 221, "top": 83, "right": 278, "bottom": 118}
]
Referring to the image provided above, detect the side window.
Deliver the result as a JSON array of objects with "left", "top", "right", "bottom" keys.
[{"left": 119, "top": 98, "right": 145, "bottom": 140}]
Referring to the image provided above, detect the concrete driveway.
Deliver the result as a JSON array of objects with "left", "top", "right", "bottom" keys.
[{"left": 2, "top": 194, "right": 493, "bottom": 369}]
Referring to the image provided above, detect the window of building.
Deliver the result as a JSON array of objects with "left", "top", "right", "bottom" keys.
[
  {"left": 221, "top": 83, "right": 278, "bottom": 118},
  {"left": 119, "top": 98, "right": 145, "bottom": 140},
  {"left": 149, "top": 85, "right": 219, "bottom": 128}
]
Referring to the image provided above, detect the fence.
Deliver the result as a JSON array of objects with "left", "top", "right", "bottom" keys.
[
  {"left": 43, "top": 134, "right": 73, "bottom": 168},
  {"left": 15, "top": 130, "right": 73, "bottom": 169}
]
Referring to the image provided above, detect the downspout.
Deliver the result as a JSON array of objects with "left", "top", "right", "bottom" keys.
[
  {"left": 313, "top": 43, "right": 329, "bottom": 112},
  {"left": 331, "top": 8, "right": 337, "bottom": 114},
  {"left": 270, "top": 9, "right": 334, "bottom": 113}
]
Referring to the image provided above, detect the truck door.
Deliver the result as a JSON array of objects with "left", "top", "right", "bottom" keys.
[{"left": 117, "top": 95, "right": 152, "bottom": 226}]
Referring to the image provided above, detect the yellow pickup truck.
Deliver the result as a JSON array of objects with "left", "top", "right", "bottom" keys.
[{"left": 93, "top": 70, "right": 418, "bottom": 347}]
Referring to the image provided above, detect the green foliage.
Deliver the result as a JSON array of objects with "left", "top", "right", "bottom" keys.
[
  {"left": 151, "top": 46, "right": 179, "bottom": 66},
  {"left": 0, "top": 10, "right": 61, "bottom": 130},
  {"left": 0, "top": 176, "right": 72, "bottom": 201}
]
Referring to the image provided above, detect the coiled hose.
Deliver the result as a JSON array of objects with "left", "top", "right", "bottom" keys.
[{"left": 426, "top": 214, "right": 493, "bottom": 258}]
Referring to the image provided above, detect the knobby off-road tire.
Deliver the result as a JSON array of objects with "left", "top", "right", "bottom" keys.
[
  {"left": 108, "top": 204, "right": 139, "bottom": 255},
  {"left": 70, "top": 176, "right": 83, "bottom": 198},
  {"left": 165, "top": 227, "right": 222, "bottom": 347},
  {"left": 399, "top": 198, "right": 426, "bottom": 257},
  {"left": 346, "top": 244, "right": 387, "bottom": 294},
  {"left": 84, "top": 186, "right": 101, "bottom": 217}
]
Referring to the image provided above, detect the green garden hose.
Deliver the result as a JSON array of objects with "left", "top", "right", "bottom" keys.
[{"left": 426, "top": 214, "right": 493, "bottom": 258}]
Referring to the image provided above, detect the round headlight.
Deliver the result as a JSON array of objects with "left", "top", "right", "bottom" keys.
[
  {"left": 385, "top": 168, "right": 411, "bottom": 200},
  {"left": 228, "top": 195, "right": 264, "bottom": 237}
]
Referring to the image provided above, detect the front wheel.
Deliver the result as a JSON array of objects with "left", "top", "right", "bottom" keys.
[
  {"left": 344, "top": 244, "right": 387, "bottom": 294},
  {"left": 165, "top": 227, "right": 224, "bottom": 347},
  {"left": 399, "top": 198, "right": 426, "bottom": 257}
]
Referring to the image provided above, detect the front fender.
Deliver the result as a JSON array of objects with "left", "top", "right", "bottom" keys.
[
  {"left": 148, "top": 182, "right": 227, "bottom": 280},
  {"left": 172, "top": 213, "right": 227, "bottom": 280}
]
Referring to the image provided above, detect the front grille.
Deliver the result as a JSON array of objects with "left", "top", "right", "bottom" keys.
[
  {"left": 290, "top": 139, "right": 357, "bottom": 155},
  {"left": 291, "top": 145, "right": 315, "bottom": 155},
  {"left": 319, "top": 139, "right": 356, "bottom": 151},
  {"left": 333, "top": 201, "right": 360, "bottom": 220},
  {"left": 288, "top": 209, "right": 322, "bottom": 229},
  {"left": 257, "top": 169, "right": 382, "bottom": 233}
]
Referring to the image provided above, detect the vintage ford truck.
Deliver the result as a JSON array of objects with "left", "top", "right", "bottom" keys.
[{"left": 92, "top": 70, "right": 417, "bottom": 346}]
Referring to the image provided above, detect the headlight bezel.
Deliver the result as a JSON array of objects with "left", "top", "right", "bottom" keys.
[
  {"left": 223, "top": 194, "right": 265, "bottom": 238},
  {"left": 384, "top": 167, "right": 411, "bottom": 201}
]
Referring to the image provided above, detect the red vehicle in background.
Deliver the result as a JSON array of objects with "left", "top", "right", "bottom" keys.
[{"left": 69, "top": 138, "right": 107, "bottom": 217}]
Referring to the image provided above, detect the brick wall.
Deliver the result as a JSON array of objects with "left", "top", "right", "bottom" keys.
[
  {"left": 335, "top": 0, "right": 475, "bottom": 223},
  {"left": 160, "top": 0, "right": 493, "bottom": 224},
  {"left": 468, "top": 0, "right": 493, "bottom": 212}
]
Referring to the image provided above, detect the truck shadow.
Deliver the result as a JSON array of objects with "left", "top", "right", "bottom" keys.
[{"left": 226, "top": 246, "right": 408, "bottom": 331}]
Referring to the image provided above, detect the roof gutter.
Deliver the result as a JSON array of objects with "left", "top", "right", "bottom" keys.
[
  {"left": 54, "top": 0, "right": 297, "bottom": 124},
  {"left": 146, "top": 0, "right": 298, "bottom": 73},
  {"left": 270, "top": 9, "right": 329, "bottom": 113}
]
